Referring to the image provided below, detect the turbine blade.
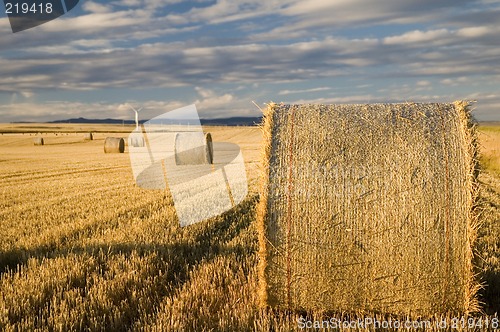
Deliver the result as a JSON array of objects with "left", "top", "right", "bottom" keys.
[{"left": 127, "top": 104, "right": 138, "bottom": 112}]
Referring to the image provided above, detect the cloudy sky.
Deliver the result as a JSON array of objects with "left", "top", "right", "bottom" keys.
[{"left": 0, "top": 0, "right": 499, "bottom": 122}]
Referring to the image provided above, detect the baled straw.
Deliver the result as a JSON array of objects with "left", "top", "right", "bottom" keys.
[
  {"left": 174, "top": 132, "right": 213, "bottom": 165},
  {"left": 257, "top": 102, "right": 479, "bottom": 316},
  {"left": 104, "top": 137, "right": 125, "bottom": 153},
  {"left": 83, "top": 133, "right": 93, "bottom": 141},
  {"left": 129, "top": 137, "right": 145, "bottom": 147},
  {"left": 33, "top": 137, "right": 44, "bottom": 146}
]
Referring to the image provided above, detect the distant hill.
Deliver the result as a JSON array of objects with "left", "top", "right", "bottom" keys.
[
  {"left": 49, "top": 116, "right": 262, "bottom": 126},
  {"left": 49, "top": 117, "right": 135, "bottom": 125}
]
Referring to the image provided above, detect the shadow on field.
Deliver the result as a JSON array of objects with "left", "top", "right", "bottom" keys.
[
  {"left": 0, "top": 194, "right": 258, "bottom": 280},
  {"left": 43, "top": 141, "right": 91, "bottom": 145},
  {"left": 3, "top": 186, "right": 499, "bottom": 318},
  {"left": 0, "top": 195, "right": 259, "bottom": 330},
  {"left": 476, "top": 176, "right": 500, "bottom": 314},
  {"left": 479, "top": 270, "right": 500, "bottom": 314}
]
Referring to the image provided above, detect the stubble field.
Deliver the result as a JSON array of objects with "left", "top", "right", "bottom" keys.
[{"left": 0, "top": 123, "right": 499, "bottom": 331}]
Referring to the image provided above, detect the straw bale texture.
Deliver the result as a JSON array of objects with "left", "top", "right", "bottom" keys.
[
  {"left": 257, "top": 102, "right": 479, "bottom": 315},
  {"left": 104, "top": 137, "right": 125, "bottom": 153},
  {"left": 83, "top": 133, "right": 93, "bottom": 141},
  {"left": 174, "top": 132, "right": 213, "bottom": 165}
]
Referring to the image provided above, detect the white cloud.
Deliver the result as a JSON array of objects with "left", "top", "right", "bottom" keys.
[
  {"left": 195, "top": 87, "right": 215, "bottom": 99},
  {"left": 111, "top": 0, "right": 143, "bottom": 7},
  {"left": 192, "top": 87, "right": 236, "bottom": 116},
  {"left": 1, "top": 24, "right": 499, "bottom": 96},
  {"left": 416, "top": 80, "right": 432, "bottom": 87},
  {"left": 40, "top": 12, "right": 149, "bottom": 33},
  {"left": 0, "top": 94, "right": 258, "bottom": 123},
  {"left": 82, "top": 1, "right": 114, "bottom": 13},
  {"left": 383, "top": 29, "right": 451, "bottom": 45},
  {"left": 273, "top": 0, "right": 475, "bottom": 38},
  {"left": 279, "top": 87, "right": 331, "bottom": 95},
  {"left": 1, "top": 0, "right": 500, "bottom": 121},
  {"left": 456, "top": 26, "right": 493, "bottom": 38},
  {"left": 286, "top": 94, "right": 382, "bottom": 105},
  {"left": 184, "top": 0, "right": 289, "bottom": 25},
  {"left": 0, "top": 100, "right": 187, "bottom": 123},
  {"left": 440, "top": 77, "right": 468, "bottom": 86}
]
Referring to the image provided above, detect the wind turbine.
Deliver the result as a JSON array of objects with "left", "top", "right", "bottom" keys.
[{"left": 128, "top": 104, "right": 143, "bottom": 130}]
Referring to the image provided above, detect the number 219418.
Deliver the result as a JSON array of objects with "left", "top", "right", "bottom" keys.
[{"left": 5, "top": 2, "right": 53, "bottom": 14}]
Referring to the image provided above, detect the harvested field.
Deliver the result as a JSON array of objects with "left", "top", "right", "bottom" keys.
[{"left": 0, "top": 122, "right": 498, "bottom": 330}]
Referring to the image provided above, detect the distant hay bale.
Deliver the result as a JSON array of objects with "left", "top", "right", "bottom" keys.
[
  {"left": 129, "top": 136, "right": 145, "bottom": 147},
  {"left": 104, "top": 137, "right": 125, "bottom": 153},
  {"left": 257, "top": 102, "right": 479, "bottom": 315},
  {"left": 84, "top": 133, "right": 93, "bottom": 140},
  {"left": 33, "top": 137, "right": 44, "bottom": 146},
  {"left": 174, "top": 132, "right": 213, "bottom": 165}
]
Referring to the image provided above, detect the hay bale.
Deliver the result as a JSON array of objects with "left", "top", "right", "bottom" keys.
[
  {"left": 33, "top": 137, "right": 44, "bottom": 146},
  {"left": 104, "top": 137, "right": 125, "bottom": 153},
  {"left": 257, "top": 102, "right": 479, "bottom": 315},
  {"left": 174, "top": 132, "right": 213, "bottom": 165},
  {"left": 129, "top": 136, "right": 145, "bottom": 147},
  {"left": 84, "top": 133, "right": 93, "bottom": 140}
]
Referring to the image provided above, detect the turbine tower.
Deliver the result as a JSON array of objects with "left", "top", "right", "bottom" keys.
[{"left": 128, "top": 104, "right": 143, "bottom": 130}]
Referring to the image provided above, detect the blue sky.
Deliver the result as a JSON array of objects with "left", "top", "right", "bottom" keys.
[{"left": 0, "top": 0, "right": 499, "bottom": 122}]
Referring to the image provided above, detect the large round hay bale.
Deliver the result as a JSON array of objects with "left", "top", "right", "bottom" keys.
[
  {"left": 104, "top": 137, "right": 125, "bottom": 153},
  {"left": 129, "top": 136, "right": 145, "bottom": 147},
  {"left": 83, "top": 133, "right": 93, "bottom": 140},
  {"left": 174, "top": 132, "right": 213, "bottom": 165},
  {"left": 257, "top": 102, "right": 479, "bottom": 315},
  {"left": 33, "top": 137, "right": 44, "bottom": 146}
]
